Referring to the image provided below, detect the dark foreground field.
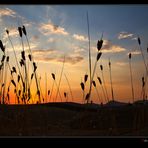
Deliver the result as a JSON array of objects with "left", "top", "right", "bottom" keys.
[{"left": 0, "top": 101, "right": 148, "bottom": 136}]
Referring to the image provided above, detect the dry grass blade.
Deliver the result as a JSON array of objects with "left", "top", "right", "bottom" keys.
[
  {"left": 64, "top": 92, "right": 67, "bottom": 98},
  {"left": 80, "top": 82, "right": 85, "bottom": 91},
  {"left": 6, "top": 56, "right": 9, "bottom": 62},
  {"left": 8, "top": 87, "right": 10, "bottom": 92},
  {"left": 129, "top": 53, "right": 131, "bottom": 59},
  {"left": 31, "top": 73, "right": 34, "bottom": 80},
  {"left": 142, "top": 77, "right": 145, "bottom": 87},
  {"left": 7, "top": 93, "right": 10, "bottom": 102},
  {"left": 19, "top": 60, "right": 23, "bottom": 67},
  {"left": 14, "top": 88, "right": 16, "bottom": 94},
  {"left": 97, "top": 39, "right": 103, "bottom": 51},
  {"left": 84, "top": 74, "right": 88, "bottom": 83},
  {"left": 18, "top": 90, "right": 21, "bottom": 96},
  {"left": 33, "top": 62, "right": 37, "bottom": 72},
  {"left": 22, "top": 25, "right": 27, "bottom": 36},
  {"left": 28, "top": 88, "right": 31, "bottom": 101},
  {"left": 11, "top": 80, "right": 16, "bottom": 87},
  {"left": 51, "top": 73, "right": 55, "bottom": 80},
  {"left": 23, "top": 82, "right": 25, "bottom": 93},
  {"left": 100, "top": 65, "right": 103, "bottom": 71},
  {"left": 97, "top": 77, "right": 102, "bottom": 85},
  {"left": 21, "top": 51, "right": 26, "bottom": 61},
  {"left": 18, "top": 75, "right": 20, "bottom": 82},
  {"left": 1, "top": 55, "right": 6, "bottom": 63},
  {"left": 12, "top": 67, "right": 17, "bottom": 73},
  {"left": 92, "top": 80, "right": 96, "bottom": 87},
  {"left": 0, "top": 64, "right": 3, "bottom": 70},
  {"left": 0, "top": 40, "right": 5, "bottom": 52},
  {"left": 85, "top": 93, "right": 90, "bottom": 100},
  {"left": 28, "top": 54, "right": 32, "bottom": 61},
  {"left": 6, "top": 29, "right": 9, "bottom": 35},
  {"left": 2, "top": 83, "right": 4, "bottom": 87},
  {"left": 37, "top": 90, "right": 40, "bottom": 97},
  {"left": 48, "top": 90, "right": 50, "bottom": 95},
  {"left": 11, "top": 70, "right": 13, "bottom": 75},
  {"left": 97, "top": 52, "right": 102, "bottom": 61},
  {"left": 138, "top": 36, "right": 141, "bottom": 45},
  {"left": 18, "top": 27, "right": 22, "bottom": 37}
]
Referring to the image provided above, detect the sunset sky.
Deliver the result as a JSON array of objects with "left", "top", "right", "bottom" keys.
[{"left": 0, "top": 5, "right": 148, "bottom": 104}]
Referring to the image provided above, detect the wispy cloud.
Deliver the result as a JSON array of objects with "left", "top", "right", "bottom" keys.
[
  {"left": 127, "top": 51, "right": 141, "bottom": 55},
  {"left": 30, "top": 35, "right": 40, "bottom": 42},
  {"left": 73, "top": 45, "right": 85, "bottom": 54},
  {"left": 7, "top": 43, "right": 37, "bottom": 52},
  {"left": 58, "top": 56, "right": 84, "bottom": 65},
  {"left": 73, "top": 34, "right": 88, "bottom": 41},
  {"left": 102, "top": 45, "right": 126, "bottom": 53},
  {"left": 47, "top": 38, "right": 55, "bottom": 43},
  {"left": 2, "top": 27, "right": 19, "bottom": 40},
  {"left": 118, "top": 32, "right": 134, "bottom": 39},
  {"left": 33, "top": 49, "right": 84, "bottom": 65},
  {"left": 93, "top": 39, "right": 126, "bottom": 53},
  {"left": 32, "top": 49, "right": 56, "bottom": 55},
  {"left": 131, "top": 37, "right": 137, "bottom": 40},
  {"left": 0, "top": 8, "right": 16, "bottom": 17},
  {"left": 39, "top": 21, "right": 69, "bottom": 36}
]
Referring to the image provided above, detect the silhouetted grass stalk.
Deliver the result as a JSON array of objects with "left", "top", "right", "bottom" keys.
[
  {"left": 129, "top": 53, "right": 134, "bottom": 103},
  {"left": 97, "top": 76, "right": 107, "bottom": 103},
  {"left": 6, "top": 30, "right": 24, "bottom": 86},
  {"left": 100, "top": 64, "right": 109, "bottom": 102},
  {"left": 86, "top": 11, "right": 92, "bottom": 104},
  {"left": 22, "top": 25, "right": 41, "bottom": 103},
  {"left": 109, "top": 58, "right": 114, "bottom": 101},
  {"left": 45, "top": 72, "right": 47, "bottom": 103},
  {"left": 92, "top": 80, "right": 102, "bottom": 104},
  {"left": 138, "top": 37, "right": 148, "bottom": 101},
  {"left": 55, "top": 55, "right": 65, "bottom": 102},
  {"left": 80, "top": 79, "right": 85, "bottom": 102},
  {"left": 51, "top": 73, "right": 62, "bottom": 102},
  {"left": 64, "top": 73, "right": 74, "bottom": 102}
]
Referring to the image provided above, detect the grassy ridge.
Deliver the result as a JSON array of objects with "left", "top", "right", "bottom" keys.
[{"left": 0, "top": 102, "right": 148, "bottom": 136}]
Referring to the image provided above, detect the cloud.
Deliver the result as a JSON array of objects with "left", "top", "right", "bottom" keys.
[
  {"left": 73, "top": 34, "right": 88, "bottom": 41},
  {"left": 34, "top": 56, "right": 55, "bottom": 62},
  {"left": 7, "top": 43, "right": 37, "bottom": 52},
  {"left": 92, "top": 39, "right": 126, "bottom": 53},
  {"left": 33, "top": 50, "right": 84, "bottom": 65},
  {"left": 116, "top": 62, "right": 128, "bottom": 66},
  {"left": 0, "top": 8, "right": 16, "bottom": 17},
  {"left": 118, "top": 32, "right": 134, "bottom": 39},
  {"left": 39, "top": 22, "right": 69, "bottom": 36},
  {"left": 47, "top": 38, "right": 55, "bottom": 43},
  {"left": 31, "top": 35, "right": 40, "bottom": 42},
  {"left": 32, "top": 49, "right": 57, "bottom": 63},
  {"left": 32, "top": 49, "right": 56, "bottom": 55},
  {"left": 102, "top": 45, "right": 126, "bottom": 53},
  {"left": 2, "top": 27, "right": 19, "bottom": 40},
  {"left": 127, "top": 51, "right": 141, "bottom": 55},
  {"left": 73, "top": 45, "right": 85, "bottom": 54},
  {"left": 131, "top": 37, "right": 137, "bottom": 40},
  {"left": 58, "top": 56, "right": 84, "bottom": 65}
]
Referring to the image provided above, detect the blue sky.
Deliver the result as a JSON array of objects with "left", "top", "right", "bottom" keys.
[{"left": 0, "top": 5, "right": 148, "bottom": 103}]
